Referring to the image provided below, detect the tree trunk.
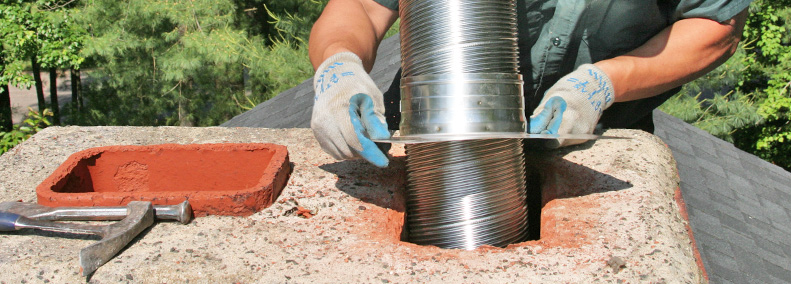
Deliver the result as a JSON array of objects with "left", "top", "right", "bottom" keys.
[
  {"left": 178, "top": 101, "right": 193, "bottom": 126},
  {"left": 243, "top": 65, "right": 250, "bottom": 96},
  {"left": 70, "top": 68, "right": 82, "bottom": 109},
  {"left": 1, "top": 53, "right": 12, "bottom": 132},
  {"left": 31, "top": 55, "right": 46, "bottom": 113},
  {"left": 0, "top": 84, "right": 11, "bottom": 132},
  {"left": 70, "top": 68, "right": 82, "bottom": 123},
  {"left": 177, "top": 96, "right": 194, "bottom": 126},
  {"left": 49, "top": 68, "right": 60, "bottom": 125},
  {"left": 178, "top": 80, "right": 194, "bottom": 126}
]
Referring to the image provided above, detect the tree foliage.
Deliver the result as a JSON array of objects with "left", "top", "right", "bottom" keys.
[
  {"left": 244, "top": 0, "right": 327, "bottom": 102},
  {"left": 74, "top": 0, "right": 244, "bottom": 126},
  {"left": 0, "top": 107, "right": 51, "bottom": 155},
  {"left": 0, "top": 1, "right": 38, "bottom": 89},
  {"left": 34, "top": 1, "right": 84, "bottom": 71},
  {"left": 1, "top": 0, "right": 84, "bottom": 126},
  {"left": 71, "top": 0, "right": 328, "bottom": 126},
  {"left": 2, "top": 0, "right": 388, "bottom": 129},
  {"left": 732, "top": 0, "right": 791, "bottom": 170},
  {"left": 661, "top": 0, "right": 791, "bottom": 170},
  {"left": 659, "top": 47, "right": 764, "bottom": 142},
  {"left": 3, "top": 0, "right": 786, "bottom": 169}
]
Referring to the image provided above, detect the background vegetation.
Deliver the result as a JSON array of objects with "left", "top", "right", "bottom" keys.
[
  {"left": 1, "top": 0, "right": 789, "bottom": 171},
  {"left": 660, "top": 0, "right": 791, "bottom": 170},
  {"left": 2, "top": 0, "right": 326, "bottom": 131}
]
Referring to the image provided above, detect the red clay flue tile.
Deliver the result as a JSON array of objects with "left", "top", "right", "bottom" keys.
[{"left": 36, "top": 143, "right": 291, "bottom": 217}]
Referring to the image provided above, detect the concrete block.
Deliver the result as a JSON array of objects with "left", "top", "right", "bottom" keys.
[{"left": 0, "top": 127, "right": 703, "bottom": 283}]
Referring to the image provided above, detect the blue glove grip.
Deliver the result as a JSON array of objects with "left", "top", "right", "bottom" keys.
[
  {"left": 349, "top": 94, "right": 390, "bottom": 168},
  {"left": 0, "top": 211, "right": 21, "bottom": 231},
  {"left": 529, "top": 96, "right": 567, "bottom": 134}
]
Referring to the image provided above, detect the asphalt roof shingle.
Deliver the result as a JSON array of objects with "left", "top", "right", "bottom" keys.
[
  {"left": 654, "top": 110, "right": 791, "bottom": 283},
  {"left": 223, "top": 33, "right": 791, "bottom": 283}
]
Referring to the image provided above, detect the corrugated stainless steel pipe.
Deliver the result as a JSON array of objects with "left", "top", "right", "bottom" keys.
[{"left": 399, "top": 0, "right": 529, "bottom": 249}]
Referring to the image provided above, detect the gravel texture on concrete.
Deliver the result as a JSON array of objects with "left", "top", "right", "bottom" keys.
[{"left": 0, "top": 127, "right": 701, "bottom": 283}]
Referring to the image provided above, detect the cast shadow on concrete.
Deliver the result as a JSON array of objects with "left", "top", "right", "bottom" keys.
[
  {"left": 319, "top": 156, "right": 408, "bottom": 214},
  {"left": 4, "top": 219, "right": 156, "bottom": 281},
  {"left": 319, "top": 142, "right": 633, "bottom": 244},
  {"left": 83, "top": 224, "right": 155, "bottom": 281},
  {"left": 5, "top": 219, "right": 158, "bottom": 244},
  {"left": 6, "top": 228, "right": 101, "bottom": 241},
  {"left": 523, "top": 143, "right": 634, "bottom": 240}
]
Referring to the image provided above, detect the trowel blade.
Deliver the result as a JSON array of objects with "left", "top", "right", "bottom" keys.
[{"left": 372, "top": 133, "right": 626, "bottom": 144}]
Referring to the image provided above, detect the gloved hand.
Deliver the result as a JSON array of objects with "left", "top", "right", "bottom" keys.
[
  {"left": 529, "top": 64, "right": 615, "bottom": 148},
  {"left": 311, "top": 52, "right": 391, "bottom": 167}
]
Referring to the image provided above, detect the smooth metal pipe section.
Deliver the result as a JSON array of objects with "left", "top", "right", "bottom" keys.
[
  {"left": 405, "top": 139, "right": 528, "bottom": 249},
  {"left": 400, "top": 73, "right": 525, "bottom": 135}
]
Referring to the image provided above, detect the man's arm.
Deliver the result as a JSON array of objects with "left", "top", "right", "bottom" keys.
[
  {"left": 308, "top": 0, "right": 398, "bottom": 167},
  {"left": 309, "top": 0, "right": 398, "bottom": 72},
  {"left": 595, "top": 9, "right": 749, "bottom": 102},
  {"left": 529, "top": 8, "right": 749, "bottom": 147}
]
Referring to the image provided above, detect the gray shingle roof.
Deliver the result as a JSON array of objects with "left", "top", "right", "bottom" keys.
[
  {"left": 222, "top": 33, "right": 791, "bottom": 283},
  {"left": 654, "top": 110, "right": 791, "bottom": 284}
]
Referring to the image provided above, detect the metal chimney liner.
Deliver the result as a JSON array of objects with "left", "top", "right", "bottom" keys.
[
  {"left": 400, "top": 73, "right": 525, "bottom": 135},
  {"left": 398, "top": 0, "right": 530, "bottom": 249}
]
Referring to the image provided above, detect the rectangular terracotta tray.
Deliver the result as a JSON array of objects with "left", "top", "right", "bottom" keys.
[{"left": 36, "top": 143, "right": 291, "bottom": 217}]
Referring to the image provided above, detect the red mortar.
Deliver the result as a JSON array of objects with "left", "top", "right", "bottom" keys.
[
  {"left": 36, "top": 143, "right": 291, "bottom": 217},
  {"left": 675, "top": 185, "right": 709, "bottom": 281},
  {"left": 351, "top": 178, "right": 605, "bottom": 251},
  {"left": 353, "top": 146, "right": 605, "bottom": 251}
]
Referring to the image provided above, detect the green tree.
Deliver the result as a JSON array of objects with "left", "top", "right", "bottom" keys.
[
  {"left": 659, "top": 47, "right": 764, "bottom": 143},
  {"left": 662, "top": 0, "right": 791, "bottom": 170},
  {"left": 237, "top": 0, "right": 400, "bottom": 105},
  {"left": 76, "top": 0, "right": 252, "bottom": 126},
  {"left": 37, "top": 1, "right": 85, "bottom": 125},
  {"left": 72, "top": 0, "right": 329, "bottom": 126},
  {"left": 732, "top": 0, "right": 791, "bottom": 170},
  {"left": 1, "top": 1, "right": 37, "bottom": 122},
  {"left": 1, "top": 2, "right": 49, "bottom": 114},
  {"left": 243, "top": 1, "right": 327, "bottom": 102},
  {"left": 0, "top": 107, "right": 51, "bottom": 155},
  {"left": 0, "top": 50, "right": 11, "bottom": 131},
  {"left": 0, "top": 0, "right": 84, "bottom": 125}
]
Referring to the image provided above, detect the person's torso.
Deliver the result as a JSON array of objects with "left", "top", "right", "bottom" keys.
[{"left": 517, "top": 0, "right": 674, "bottom": 107}]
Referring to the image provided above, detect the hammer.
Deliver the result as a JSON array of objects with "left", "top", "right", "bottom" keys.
[
  {"left": 0, "top": 200, "right": 192, "bottom": 224},
  {"left": 0, "top": 201, "right": 154, "bottom": 276}
]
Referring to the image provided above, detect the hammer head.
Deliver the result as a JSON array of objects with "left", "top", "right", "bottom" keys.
[{"left": 79, "top": 201, "right": 154, "bottom": 277}]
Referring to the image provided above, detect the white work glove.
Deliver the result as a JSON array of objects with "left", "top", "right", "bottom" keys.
[
  {"left": 529, "top": 64, "right": 615, "bottom": 148},
  {"left": 311, "top": 52, "right": 390, "bottom": 167}
]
